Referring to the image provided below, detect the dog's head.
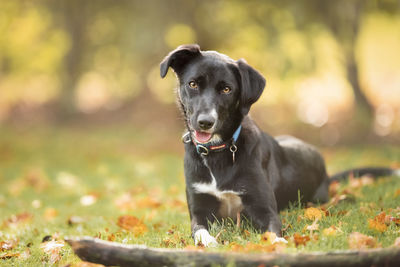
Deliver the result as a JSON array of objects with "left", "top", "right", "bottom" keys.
[{"left": 160, "top": 44, "right": 266, "bottom": 143}]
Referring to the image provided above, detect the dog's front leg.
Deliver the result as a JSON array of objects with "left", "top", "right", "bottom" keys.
[
  {"left": 186, "top": 189, "right": 220, "bottom": 247},
  {"left": 241, "top": 188, "right": 282, "bottom": 236}
]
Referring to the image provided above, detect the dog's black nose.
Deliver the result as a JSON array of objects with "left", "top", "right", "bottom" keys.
[{"left": 197, "top": 114, "right": 215, "bottom": 130}]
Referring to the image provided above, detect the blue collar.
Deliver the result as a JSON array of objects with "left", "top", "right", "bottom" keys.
[{"left": 182, "top": 125, "right": 242, "bottom": 156}]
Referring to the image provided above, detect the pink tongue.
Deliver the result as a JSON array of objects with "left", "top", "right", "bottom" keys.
[{"left": 194, "top": 131, "right": 212, "bottom": 143}]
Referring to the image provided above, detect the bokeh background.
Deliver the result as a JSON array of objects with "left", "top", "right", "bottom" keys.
[
  {"left": 0, "top": 2, "right": 399, "bottom": 264},
  {"left": 1, "top": 0, "right": 399, "bottom": 146}
]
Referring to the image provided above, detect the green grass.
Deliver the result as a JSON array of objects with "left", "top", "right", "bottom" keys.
[{"left": 0, "top": 125, "right": 399, "bottom": 266}]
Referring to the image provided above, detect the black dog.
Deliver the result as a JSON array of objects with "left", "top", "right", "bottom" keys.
[{"left": 160, "top": 44, "right": 398, "bottom": 247}]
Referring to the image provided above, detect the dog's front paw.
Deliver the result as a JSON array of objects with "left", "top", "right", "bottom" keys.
[
  {"left": 194, "top": 229, "right": 218, "bottom": 247},
  {"left": 272, "top": 236, "right": 288, "bottom": 244}
]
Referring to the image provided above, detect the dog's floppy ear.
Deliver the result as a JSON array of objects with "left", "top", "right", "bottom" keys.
[
  {"left": 237, "top": 59, "right": 266, "bottom": 115},
  {"left": 160, "top": 44, "right": 201, "bottom": 78}
]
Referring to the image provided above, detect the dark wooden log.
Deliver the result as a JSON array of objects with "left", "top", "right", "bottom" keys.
[{"left": 66, "top": 236, "right": 400, "bottom": 267}]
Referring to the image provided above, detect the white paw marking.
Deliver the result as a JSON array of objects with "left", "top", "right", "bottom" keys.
[
  {"left": 272, "top": 236, "right": 288, "bottom": 244},
  {"left": 394, "top": 169, "right": 400, "bottom": 176},
  {"left": 194, "top": 229, "right": 218, "bottom": 247}
]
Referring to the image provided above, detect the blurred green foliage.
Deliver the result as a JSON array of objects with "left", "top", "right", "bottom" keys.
[{"left": 0, "top": 0, "right": 399, "bottom": 144}]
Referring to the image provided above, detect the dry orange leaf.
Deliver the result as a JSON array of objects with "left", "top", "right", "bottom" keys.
[
  {"left": 0, "top": 239, "right": 19, "bottom": 251},
  {"left": 368, "top": 219, "right": 387, "bottom": 233},
  {"left": 260, "top": 232, "right": 277, "bottom": 244},
  {"left": 161, "top": 232, "right": 187, "bottom": 248},
  {"left": 137, "top": 197, "right": 162, "bottom": 209},
  {"left": 304, "top": 207, "right": 323, "bottom": 220},
  {"left": 44, "top": 208, "right": 58, "bottom": 221},
  {"left": 3, "top": 212, "right": 33, "bottom": 228},
  {"left": 229, "top": 242, "right": 244, "bottom": 252},
  {"left": 348, "top": 232, "right": 377, "bottom": 249},
  {"left": 117, "top": 215, "right": 148, "bottom": 237},
  {"left": 293, "top": 233, "right": 311, "bottom": 247},
  {"left": 375, "top": 212, "right": 386, "bottom": 224},
  {"left": 368, "top": 212, "right": 388, "bottom": 233},
  {"left": 0, "top": 252, "right": 20, "bottom": 259}
]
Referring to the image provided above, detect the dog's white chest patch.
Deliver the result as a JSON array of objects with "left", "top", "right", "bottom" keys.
[{"left": 193, "top": 171, "right": 243, "bottom": 219}]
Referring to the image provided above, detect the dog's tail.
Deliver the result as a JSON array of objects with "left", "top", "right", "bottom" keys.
[{"left": 329, "top": 166, "right": 400, "bottom": 182}]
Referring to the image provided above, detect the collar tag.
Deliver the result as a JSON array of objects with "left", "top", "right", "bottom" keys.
[{"left": 196, "top": 144, "right": 209, "bottom": 156}]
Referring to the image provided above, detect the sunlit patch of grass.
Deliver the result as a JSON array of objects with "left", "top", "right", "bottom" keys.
[{"left": 0, "top": 125, "right": 399, "bottom": 266}]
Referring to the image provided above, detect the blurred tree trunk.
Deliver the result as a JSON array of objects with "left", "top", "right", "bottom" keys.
[
  {"left": 336, "top": 0, "right": 373, "bottom": 130},
  {"left": 318, "top": 0, "right": 374, "bottom": 133},
  {"left": 51, "top": 0, "right": 88, "bottom": 118}
]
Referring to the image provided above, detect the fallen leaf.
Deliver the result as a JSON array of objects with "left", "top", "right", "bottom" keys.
[
  {"left": 107, "top": 233, "right": 116, "bottom": 242},
  {"left": 3, "top": 212, "right": 33, "bottom": 228},
  {"left": 322, "top": 226, "right": 338, "bottom": 237},
  {"left": 293, "top": 233, "right": 311, "bottom": 247},
  {"left": 0, "top": 252, "right": 20, "bottom": 259},
  {"left": 161, "top": 232, "right": 187, "bottom": 248},
  {"left": 394, "top": 189, "right": 400, "bottom": 198},
  {"left": 304, "top": 207, "right": 323, "bottom": 220},
  {"left": 368, "top": 219, "right": 387, "bottom": 233},
  {"left": 136, "top": 197, "right": 162, "bottom": 209},
  {"left": 320, "top": 207, "right": 331, "bottom": 216},
  {"left": 117, "top": 215, "right": 148, "bottom": 237},
  {"left": 374, "top": 212, "right": 386, "bottom": 224},
  {"left": 0, "top": 239, "right": 19, "bottom": 251},
  {"left": 348, "top": 232, "right": 377, "bottom": 249},
  {"left": 40, "top": 240, "right": 65, "bottom": 264},
  {"left": 229, "top": 242, "right": 244, "bottom": 252},
  {"left": 44, "top": 208, "right": 58, "bottom": 221},
  {"left": 368, "top": 212, "right": 388, "bottom": 233},
  {"left": 260, "top": 232, "right": 277, "bottom": 244}
]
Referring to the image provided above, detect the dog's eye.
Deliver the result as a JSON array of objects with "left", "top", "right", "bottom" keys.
[
  {"left": 188, "top": 81, "right": 198, "bottom": 89},
  {"left": 221, "top": 86, "right": 232, "bottom": 94}
]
